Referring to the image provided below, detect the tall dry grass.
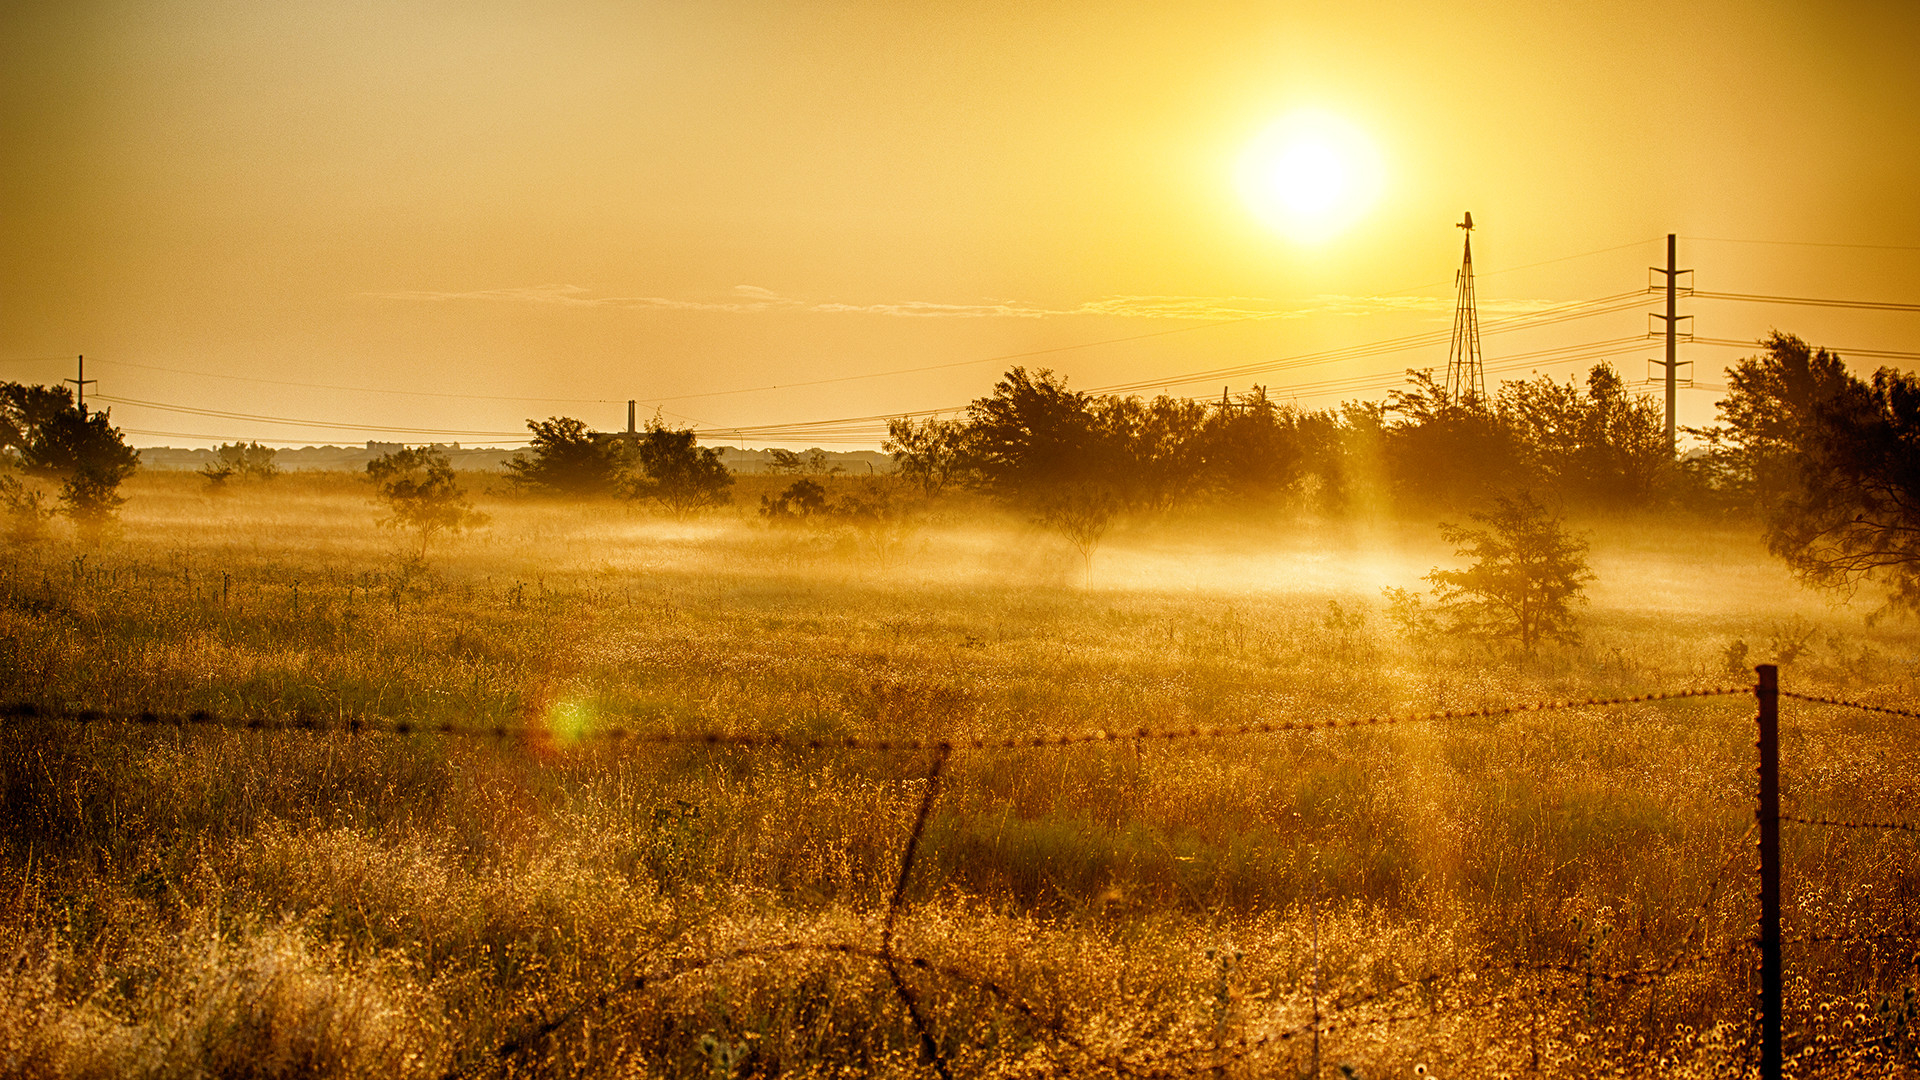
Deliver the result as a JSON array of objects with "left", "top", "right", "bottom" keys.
[{"left": 1, "top": 471, "right": 1918, "bottom": 1077}]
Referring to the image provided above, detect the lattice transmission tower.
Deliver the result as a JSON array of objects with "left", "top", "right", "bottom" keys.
[{"left": 1444, "top": 212, "right": 1486, "bottom": 405}]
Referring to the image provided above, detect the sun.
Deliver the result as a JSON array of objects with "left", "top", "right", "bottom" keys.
[{"left": 1236, "top": 110, "right": 1385, "bottom": 243}]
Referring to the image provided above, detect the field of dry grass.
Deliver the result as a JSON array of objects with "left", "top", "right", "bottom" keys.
[{"left": 3, "top": 471, "right": 1919, "bottom": 1078}]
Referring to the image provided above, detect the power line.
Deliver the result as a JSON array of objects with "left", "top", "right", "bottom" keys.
[
  {"left": 693, "top": 302, "right": 1662, "bottom": 442},
  {"left": 1690, "top": 290, "right": 1920, "bottom": 313},
  {"left": 119, "top": 427, "right": 531, "bottom": 447},
  {"left": 1087, "top": 292, "right": 1651, "bottom": 397},
  {"left": 1690, "top": 337, "right": 1920, "bottom": 362},
  {"left": 91, "top": 394, "right": 531, "bottom": 439},
  {"left": 612, "top": 238, "right": 1669, "bottom": 407},
  {"left": 1682, "top": 236, "right": 1920, "bottom": 253}
]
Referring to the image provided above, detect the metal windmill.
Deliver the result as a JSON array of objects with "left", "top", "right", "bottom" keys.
[{"left": 1444, "top": 212, "right": 1486, "bottom": 405}]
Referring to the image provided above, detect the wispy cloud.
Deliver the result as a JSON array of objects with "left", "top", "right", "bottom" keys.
[{"left": 367, "top": 284, "right": 1551, "bottom": 320}]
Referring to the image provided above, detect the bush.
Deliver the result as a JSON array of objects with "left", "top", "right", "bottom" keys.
[
  {"left": 366, "top": 447, "right": 487, "bottom": 559},
  {"left": 1423, "top": 490, "right": 1594, "bottom": 652},
  {"left": 506, "top": 417, "right": 626, "bottom": 497},
  {"left": 629, "top": 422, "right": 733, "bottom": 518}
]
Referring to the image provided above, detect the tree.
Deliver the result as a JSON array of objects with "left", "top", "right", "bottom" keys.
[
  {"left": 629, "top": 421, "right": 733, "bottom": 517},
  {"left": 1095, "top": 393, "right": 1208, "bottom": 512},
  {"left": 884, "top": 416, "right": 970, "bottom": 497},
  {"left": 1382, "top": 370, "right": 1521, "bottom": 510},
  {"left": 200, "top": 441, "right": 279, "bottom": 490},
  {"left": 759, "top": 478, "right": 830, "bottom": 522},
  {"left": 1498, "top": 364, "right": 1668, "bottom": 506},
  {"left": 1690, "top": 332, "right": 1857, "bottom": 509},
  {"left": 1423, "top": 490, "right": 1594, "bottom": 652},
  {"left": 1765, "top": 365, "right": 1920, "bottom": 615},
  {"left": 0, "top": 384, "right": 140, "bottom": 536},
  {"left": 366, "top": 446, "right": 486, "bottom": 558},
  {"left": 766, "top": 448, "right": 843, "bottom": 477},
  {"left": 965, "top": 368, "right": 1131, "bottom": 572},
  {"left": 1683, "top": 332, "right": 1920, "bottom": 615},
  {"left": 965, "top": 367, "right": 1115, "bottom": 499},
  {"left": 506, "top": 417, "right": 627, "bottom": 496}
]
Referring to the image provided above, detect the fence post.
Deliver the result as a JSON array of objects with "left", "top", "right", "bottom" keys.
[{"left": 1756, "top": 663, "right": 1781, "bottom": 1080}]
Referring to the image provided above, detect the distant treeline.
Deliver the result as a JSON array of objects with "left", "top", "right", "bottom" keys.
[
  {"left": 887, "top": 363, "right": 1668, "bottom": 516},
  {"left": 880, "top": 331, "right": 1919, "bottom": 611},
  {"left": 890, "top": 333, "right": 1910, "bottom": 522}
]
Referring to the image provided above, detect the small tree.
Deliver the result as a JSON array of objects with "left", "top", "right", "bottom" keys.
[
  {"left": 766, "top": 448, "right": 843, "bottom": 477},
  {"left": 629, "top": 421, "right": 733, "bottom": 518},
  {"left": 200, "top": 441, "right": 278, "bottom": 490},
  {"left": 366, "top": 446, "right": 487, "bottom": 558},
  {"left": 1037, "top": 487, "right": 1118, "bottom": 579},
  {"left": 1423, "top": 491, "right": 1593, "bottom": 652},
  {"left": 506, "top": 416, "right": 627, "bottom": 496},
  {"left": 760, "top": 478, "right": 830, "bottom": 523},
  {"left": 884, "top": 416, "right": 970, "bottom": 497}
]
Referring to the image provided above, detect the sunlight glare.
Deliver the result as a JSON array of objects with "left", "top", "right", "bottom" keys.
[{"left": 1236, "top": 110, "right": 1385, "bottom": 244}]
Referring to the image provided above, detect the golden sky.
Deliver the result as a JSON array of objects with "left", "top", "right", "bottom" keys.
[{"left": 3, "top": 0, "right": 1917, "bottom": 448}]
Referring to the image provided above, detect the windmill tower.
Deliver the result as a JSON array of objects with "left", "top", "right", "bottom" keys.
[{"left": 1444, "top": 212, "right": 1486, "bottom": 405}]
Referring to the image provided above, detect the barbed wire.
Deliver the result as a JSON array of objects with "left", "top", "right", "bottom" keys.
[
  {"left": 0, "top": 686, "right": 1753, "bottom": 751},
  {"left": 1781, "top": 813, "right": 1919, "bottom": 834},
  {"left": 1785, "top": 930, "right": 1919, "bottom": 947},
  {"left": 1779, "top": 691, "right": 1920, "bottom": 721}
]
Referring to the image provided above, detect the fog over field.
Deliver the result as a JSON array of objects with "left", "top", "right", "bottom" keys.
[{"left": 1, "top": 460, "right": 1917, "bottom": 1077}]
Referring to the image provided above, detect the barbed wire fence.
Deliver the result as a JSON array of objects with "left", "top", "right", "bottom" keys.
[{"left": 5, "top": 670, "right": 1918, "bottom": 1078}]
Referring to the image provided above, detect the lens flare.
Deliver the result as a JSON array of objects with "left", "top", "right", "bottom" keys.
[
  {"left": 1236, "top": 110, "right": 1385, "bottom": 244},
  {"left": 546, "top": 695, "right": 595, "bottom": 744}
]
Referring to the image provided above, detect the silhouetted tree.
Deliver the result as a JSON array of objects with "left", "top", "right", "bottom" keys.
[
  {"left": 1689, "top": 332, "right": 1858, "bottom": 509},
  {"left": 1383, "top": 370, "right": 1520, "bottom": 510},
  {"left": 0, "top": 383, "right": 139, "bottom": 536},
  {"left": 759, "top": 478, "right": 830, "bottom": 523},
  {"left": 766, "top": 448, "right": 842, "bottom": 477},
  {"left": 966, "top": 368, "right": 1116, "bottom": 498},
  {"left": 366, "top": 446, "right": 486, "bottom": 558},
  {"left": 1425, "top": 490, "right": 1593, "bottom": 652},
  {"left": 629, "top": 421, "right": 733, "bottom": 517},
  {"left": 507, "top": 416, "right": 627, "bottom": 496},
  {"left": 1097, "top": 394, "right": 1209, "bottom": 512},
  {"left": 965, "top": 368, "right": 1133, "bottom": 570},
  {"left": 1498, "top": 364, "right": 1667, "bottom": 505},
  {"left": 1758, "top": 361, "right": 1920, "bottom": 615},
  {"left": 884, "top": 416, "right": 971, "bottom": 497}
]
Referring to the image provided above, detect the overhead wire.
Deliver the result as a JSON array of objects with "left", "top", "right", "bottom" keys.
[
  {"left": 1682, "top": 236, "right": 1920, "bottom": 253},
  {"left": 1690, "top": 337, "right": 1920, "bottom": 362},
  {"left": 1689, "top": 290, "right": 1920, "bottom": 313},
  {"left": 91, "top": 394, "right": 530, "bottom": 439}
]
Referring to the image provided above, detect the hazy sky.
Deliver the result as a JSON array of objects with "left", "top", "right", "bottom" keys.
[{"left": 3, "top": 0, "right": 1917, "bottom": 448}]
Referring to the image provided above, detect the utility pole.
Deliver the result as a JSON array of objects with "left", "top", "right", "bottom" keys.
[
  {"left": 1649, "top": 235, "right": 1693, "bottom": 456},
  {"left": 65, "top": 355, "right": 96, "bottom": 416}
]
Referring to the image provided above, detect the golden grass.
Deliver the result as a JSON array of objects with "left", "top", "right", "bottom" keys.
[{"left": 2, "top": 470, "right": 1918, "bottom": 1077}]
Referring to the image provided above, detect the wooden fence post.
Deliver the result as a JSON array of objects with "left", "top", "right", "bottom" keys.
[{"left": 1756, "top": 663, "right": 1781, "bottom": 1080}]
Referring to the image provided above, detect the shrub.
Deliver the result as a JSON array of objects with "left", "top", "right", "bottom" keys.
[
  {"left": 1423, "top": 490, "right": 1593, "bottom": 652},
  {"left": 366, "top": 447, "right": 487, "bottom": 559},
  {"left": 629, "top": 421, "right": 734, "bottom": 517},
  {"left": 506, "top": 417, "right": 626, "bottom": 497}
]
